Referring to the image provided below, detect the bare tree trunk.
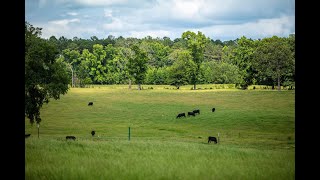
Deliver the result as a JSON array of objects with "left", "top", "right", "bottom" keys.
[
  {"left": 68, "top": 63, "right": 74, "bottom": 88},
  {"left": 128, "top": 79, "right": 131, "bottom": 89},
  {"left": 71, "top": 67, "right": 74, "bottom": 87},
  {"left": 138, "top": 83, "right": 141, "bottom": 90},
  {"left": 194, "top": 83, "right": 196, "bottom": 90}
]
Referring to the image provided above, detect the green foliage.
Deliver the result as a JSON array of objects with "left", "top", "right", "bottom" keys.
[
  {"left": 167, "top": 49, "right": 196, "bottom": 89},
  {"left": 25, "top": 22, "right": 69, "bottom": 124},
  {"left": 145, "top": 67, "right": 169, "bottom": 85},
  {"left": 40, "top": 31, "right": 295, "bottom": 88},
  {"left": 182, "top": 31, "right": 210, "bottom": 89},
  {"left": 204, "top": 42, "right": 223, "bottom": 62},
  {"left": 230, "top": 36, "right": 257, "bottom": 89},
  {"left": 202, "top": 61, "right": 242, "bottom": 84},
  {"left": 140, "top": 41, "right": 172, "bottom": 68},
  {"left": 127, "top": 45, "right": 149, "bottom": 90},
  {"left": 252, "top": 36, "right": 294, "bottom": 91}
]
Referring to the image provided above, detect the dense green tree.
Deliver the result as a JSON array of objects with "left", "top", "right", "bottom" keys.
[
  {"left": 61, "top": 49, "right": 81, "bottom": 87},
  {"left": 91, "top": 44, "right": 107, "bottom": 84},
  {"left": 117, "top": 47, "right": 134, "bottom": 84},
  {"left": 25, "top": 22, "right": 69, "bottom": 124},
  {"left": 167, "top": 49, "right": 196, "bottom": 89},
  {"left": 231, "top": 36, "right": 257, "bottom": 89},
  {"left": 104, "top": 44, "right": 122, "bottom": 84},
  {"left": 221, "top": 45, "right": 235, "bottom": 64},
  {"left": 211, "top": 39, "right": 224, "bottom": 46},
  {"left": 145, "top": 67, "right": 169, "bottom": 85},
  {"left": 57, "top": 36, "right": 71, "bottom": 53},
  {"left": 76, "top": 49, "right": 91, "bottom": 86},
  {"left": 182, "top": 31, "right": 209, "bottom": 90},
  {"left": 252, "top": 36, "right": 294, "bottom": 91},
  {"left": 127, "top": 45, "right": 149, "bottom": 90},
  {"left": 172, "top": 38, "right": 187, "bottom": 49},
  {"left": 140, "top": 41, "right": 171, "bottom": 68},
  {"left": 162, "top": 36, "right": 173, "bottom": 47},
  {"left": 202, "top": 61, "right": 242, "bottom": 84},
  {"left": 37, "top": 28, "right": 295, "bottom": 88},
  {"left": 204, "top": 41, "right": 223, "bottom": 62},
  {"left": 80, "top": 49, "right": 97, "bottom": 83}
]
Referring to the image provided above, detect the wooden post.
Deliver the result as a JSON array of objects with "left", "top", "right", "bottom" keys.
[{"left": 128, "top": 127, "right": 131, "bottom": 141}]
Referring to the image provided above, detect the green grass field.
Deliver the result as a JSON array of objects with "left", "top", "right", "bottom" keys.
[{"left": 25, "top": 85, "right": 295, "bottom": 180}]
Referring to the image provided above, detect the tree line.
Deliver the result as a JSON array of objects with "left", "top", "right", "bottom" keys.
[
  {"left": 47, "top": 26, "right": 294, "bottom": 91},
  {"left": 25, "top": 21, "right": 295, "bottom": 124}
]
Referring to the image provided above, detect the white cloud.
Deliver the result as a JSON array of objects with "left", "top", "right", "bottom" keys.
[
  {"left": 28, "top": 0, "right": 295, "bottom": 40},
  {"left": 136, "top": 0, "right": 294, "bottom": 25},
  {"left": 73, "top": 0, "right": 128, "bottom": 6},
  {"left": 197, "top": 15, "right": 295, "bottom": 40},
  {"left": 171, "top": 0, "right": 203, "bottom": 19},
  {"left": 36, "top": 21, "right": 100, "bottom": 39},
  {"left": 49, "top": 18, "right": 80, "bottom": 26},
  {"left": 67, "top": 12, "right": 78, "bottom": 16},
  {"left": 127, "top": 30, "right": 172, "bottom": 39},
  {"left": 104, "top": 9, "right": 113, "bottom": 18},
  {"left": 103, "top": 18, "right": 137, "bottom": 32}
]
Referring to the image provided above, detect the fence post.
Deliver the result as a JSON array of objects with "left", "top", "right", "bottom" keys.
[{"left": 128, "top": 127, "right": 131, "bottom": 141}]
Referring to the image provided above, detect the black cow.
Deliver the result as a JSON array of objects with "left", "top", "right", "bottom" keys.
[
  {"left": 193, "top": 109, "right": 200, "bottom": 114},
  {"left": 208, "top": 136, "right": 218, "bottom": 144},
  {"left": 176, "top": 113, "right": 186, "bottom": 118},
  {"left": 25, "top": 134, "right": 31, "bottom": 138},
  {"left": 212, "top": 108, "right": 215, "bottom": 112},
  {"left": 188, "top": 111, "right": 195, "bottom": 116},
  {"left": 66, "top": 136, "right": 76, "bottom": 140},
  {"left": 91, "top": 130, "right": 95, "bottom": 136},
  {"left": 88, "top": 102, "right": 93, "bottom": 106}
]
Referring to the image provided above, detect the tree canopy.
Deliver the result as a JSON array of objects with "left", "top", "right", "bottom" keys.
[
  {"left": 182, "top": 31, "right": 209, "bottom": 90},
  {"left": 29, "top": 22, "right": 294, "bottom": 91},
  {"left": 25, "top": 22, "right": 69, "bottom": 124},
  {"left": 252, "top": 36, "right": 294, "bottom": 90}
]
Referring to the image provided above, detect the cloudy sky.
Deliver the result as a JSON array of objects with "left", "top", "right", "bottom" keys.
[{"left": 25, "top": 0, "right": 295, "bottom": 41}]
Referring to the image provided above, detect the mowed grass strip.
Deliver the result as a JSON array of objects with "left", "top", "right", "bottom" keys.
[{"left": 25, "top": 86, "right": 295, "bottom": 179}]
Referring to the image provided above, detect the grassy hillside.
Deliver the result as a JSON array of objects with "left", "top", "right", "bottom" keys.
[{"left": 25, "top": 85, "right": 295, "bottom": 179}]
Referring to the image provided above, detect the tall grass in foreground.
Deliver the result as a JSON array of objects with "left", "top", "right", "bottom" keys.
[
  {"left": 26, "top": 138, "right": 294, "bottom": 180},
  {"left": 25, "top": 86, "right": 295, "bottom": 179}
]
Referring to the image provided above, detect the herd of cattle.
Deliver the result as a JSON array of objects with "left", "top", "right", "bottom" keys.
[
  {"left": 25, "top": 102, "right": 219, "bottom": 144},
  {"left": 176, "top": 108, "right": 215, "bottom": 118}
]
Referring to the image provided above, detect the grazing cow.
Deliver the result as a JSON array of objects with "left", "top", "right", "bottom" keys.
[
  {"left": 188, "top": 111, "right": 195, "bottom": 116},
  {"left": 88, "top": 102, "right": 93, "bottom": 106},
  {"left": 66, "top": 136, "right": 76, "bottom": 140},
  {"left": 208, "top": 136, "right": 218, "bottom": 144},
  {"left": 212, "top": 108, "right": 215, "bottom": 112},
  {"left": 193, "top": 109, "right": 200, "bottom": 114},
  {"left": 25, "top": 134, "right": 31, "bottom": 138},
  {"left": 91, "top": 130, "right": 95, "bottom": 136},
  {"left": 176, "top": 113, "right": 186, "bottom": 118}
]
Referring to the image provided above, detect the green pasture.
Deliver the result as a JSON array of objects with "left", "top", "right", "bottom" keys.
[{"left": 25, "top": 85, "right": 295, "bottom": 180}]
